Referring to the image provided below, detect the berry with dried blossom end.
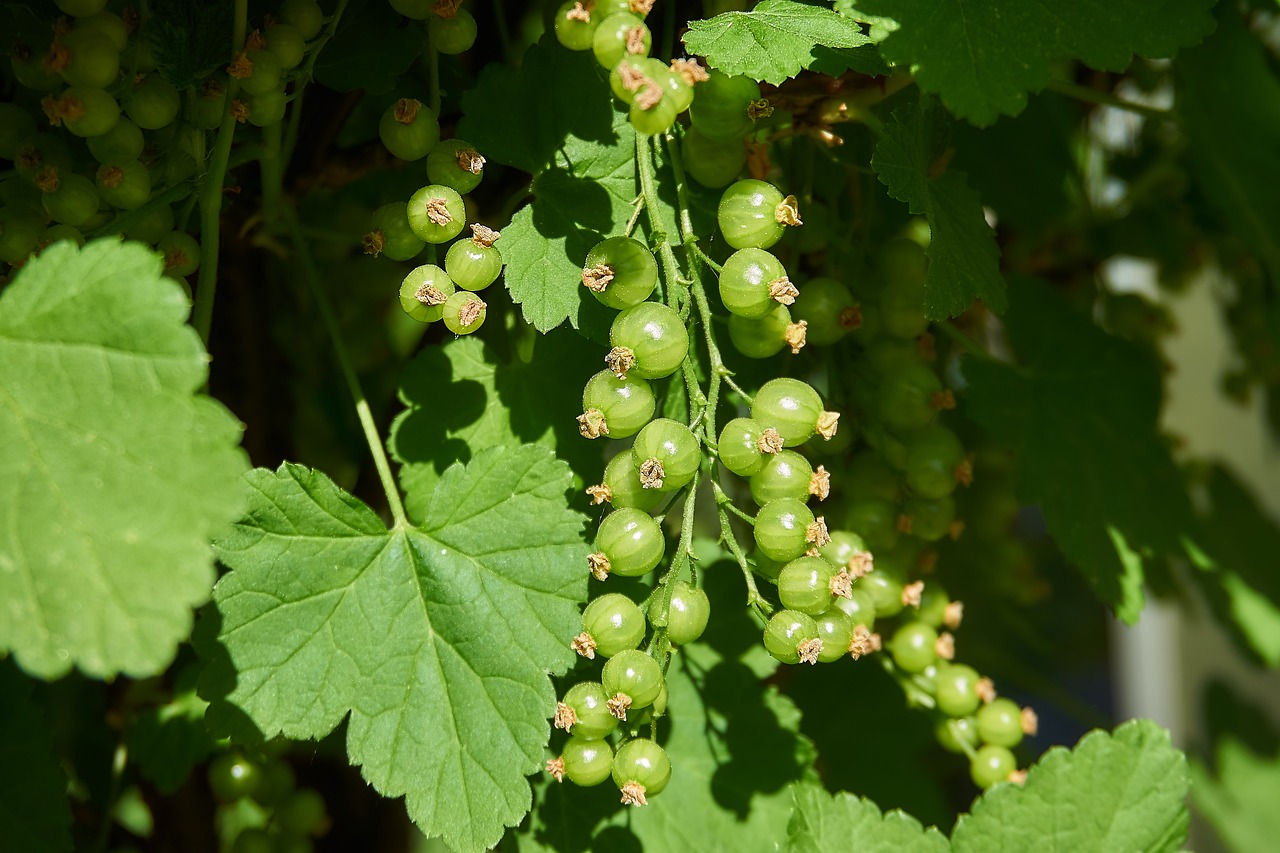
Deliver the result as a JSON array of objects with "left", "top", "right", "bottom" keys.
[
  {"left": 778, "top": 556, "right": 840, "bottom": 616},
  {"left": 554, "top": 702, "right": 577, "bottom": 731},
  {"left": 555, "top": 1, "right": 600, "bottom": 51},
  {"left": 970, "top": 745, "right": 1018, "bottom": 788},
  {"left": 571, "top": 631, "right": 598, "bottom": 659},
  {"left": 581, "top": 592, "right": 646, "bottom": 658},
  {"left": 602, "top": 649, "right": 664, "bottom": 712},
  {"left": 690, "top": 69, "right": 760, "bottom": 142},
  {"left": 728, "top": 303, "right": 794, "bottom": 359},
  {"left": 717, "top": 417, "right": 771, "bottom": 477},
  {"left": 379, "top": 98, "right": 441, "bottom": 161},
  {"left": 829, "top": 568, "right": 853, "bottom": 599},
  {"left": 752, "top": 378, "right": 826, "bottom": 446},
  {"left": 747, "top": 98, "right": 774, "bottom": 121},
  {"left": 583, "top": 235, "right": 658, "bottom": 309},
  {"left": 902, "top": 580, "right": 925, "bottom": 609},
  {"left": 754, "top": 498, "right": 817, "bottom": 563},
  {"left": 446, "top": 228, "right": 503, "bottom": 291},
  {"left": 586, "top": 484, "right": 612, "bottom": 505},
  {"left": 720, "top": 247, "right": 791, "bottom": 318},
  {"left": 653, "top": 580, "right": 711, "bottom": 645},
  {"left": 763, "top": 609, "right": 820, "bottom": 665},
  {"left": 785, "top": 320, "right": 808, "bottom": 354},
  {"left": 768, "top": 276, "right": 800, "bottom": 306},
  {"left": 905, "top": 424, "right": 968, "bottom": 499},
  {"left": 563, "top": 737, "right": 614, "bottom": 786},
  {"left": 879, "top": 359, "right": 946, "bottom": 431},
  {"left": 750, "top": 449, "right": 813, "bottom": 505},
  {"left": 814, "top": 609, "right": 856, "bottom": 663},
  {"left": 609, "top": 301, "right": 689, "bottom": 380},
  {"left": 592, "top": 12, "right": 650, "bottom": 70},
  {"left": 427, "top": 138, "right": 486, "bottom": 194},
  {"left": 792, "top": 276, "right": 859, "bottom": 346},
  {"left": 976, "top": 697, "right": 1026, "bottom": 748},
  {"left": 578, "top": 409, "right": 610, "bottom": 439},
  {"left": 57, "top": 87, "right": 120, "bottom": 138},
  {"left": 546, "top": 756, "right": 566, "bottom": 783},
  {"left": 156, "top": 231, "right": 201, "bottom": 276},
  {"left": 936, "top": 663, "right": 983, "bottom": 717},
  {"left": 407, "top": 184, "right": 465, "bottom": 243},
  {"left": 935, "top": 631, "right": 956, "bottom": 661},
  {"left": 901, "top": 494, "right": 957, "bottom": 543},
  {"left": 442, "top": 291, "right": 487, "bottom": 335},
  {"left": 631, "top": 418, "right": 699, "bottom": 493},
  {"left": 612, "top": 739, "right": 670, "bottom": 805},
  {"left": 428, "top": 6, "right": 478, "bottom": 55},
  {"left": 601, "top": 451, "right": 665, "bottom": 513},
  {"left": 718, "top": 179, "right": 793, "bottom": 250},
  {"left": 671, "top": 57, "right": 709, "bottom": 86},
  {"left": 559, "top": 681, "right": 619, "bottom": 740},
  {"left": 595, "top": 507, "right": 665, "bottom": 577},
  {"left": 797, "top": 637, "right": 824, "bottom": 665},
  {"left": 890, "top": 621, "right": 938, "bottom": 673},
  {"left": 581, "top": 369, "right": 656, "bottom": 439}
]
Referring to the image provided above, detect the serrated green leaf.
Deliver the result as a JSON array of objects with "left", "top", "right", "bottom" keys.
[
  {"left": 872, "top": 98, "right": 1006, "bottom": 318},
  {"left": 0, "top": 663, "right": 71, "bottom": 851},
  {"left": 388, "top": 333, "right": 603, "bottom": 519},
  {"left": 142, "top": 0, "right": 233, "bottom": 89},
  {"left": 208, "top": 446, "right": 588, "bottom": 853},
  {"left": 952, "top": 720, "right": 1189, "bottom": 852},
  {"left": 1192, "top": 737, "right": 1280, "bottom": 853},
  {"left": 1175, "top": 3, "right": 1280, "bottom": 282},
  {"left": 844, "top": 0, "right": 1216, "bottom": 125},
  {"left": 1184, "top": 465, "right": 1280, "bottom": 666},
  {"left": 782, "top": 784, "right": 948, "bottom": 853},
  {"left": 683, "top": 0, "right": 877, "bottom": 85},
  {"left": 0, "top": 239, "right": 248, "bottom": 680},
  {"left": 128, "top": 665, "right": 214, "bottom": 794},
  {"left": 963, "top": 278, "right": 1192, "bottom": 623},
  {"left": 458, "top": 37, "right": 637, "bottom": 338},
  {"left": 313, "top": 0, "right": 422, "bottom": 94}
]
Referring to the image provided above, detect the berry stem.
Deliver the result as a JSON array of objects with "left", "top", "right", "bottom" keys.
[
  {"left": 260, "top": 118, "right": 284, "bottom": 224},
  {"left": 285, "top": 207, "right": 410, "bottom": 527},
  {"left": 935, "top": 319, "right": 993, "bottom": 361},
  {"left": 1045, "top": 78, "right": 1176, "bottom": 123},
  {"left": 192, "top": 0, "right": 249, "bottom": 345},
  {"left": 717, "top": 503, "right": 771, "bottom": 617}
]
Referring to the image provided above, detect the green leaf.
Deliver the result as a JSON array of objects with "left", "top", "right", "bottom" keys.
[
  {"left": 1175, "top": 3, "right": 1280, "bottom": 282},
  {"left": 844, "top": 0, "right": 1216, "bottom": 125},
  {"left": 872, "top": 98, "right": 1006, "bottom": 319},
  {"left": 0, "top": 663, "right": 71, "bottom": 852},
  {"left": 142, "top": 0, "right": 233, "bottom": 89},
  {"left": 963, "top": 278, "right": 1192, "bottom": 623},
  {"left": 1193, "top": 737, "right": 1280, "bottom": 853},
  {"left": 952, "top": 720, "right": 1189, "bottom": 852},
  {"left": 459, "top": 38, "right": 637, "bottom": 338},
  {"left": 313, "top": 0, "right": 422, "bottom": 94},
  {"left": 682, "top": 0, "right": 878, "bottom": 85},
  {"left": 208, "top": 446, "right": 589, "bottom": 853},
  {"left": 128, "top": 665, "right": 214, "bottom": 794},
  {"left": 388, "top": 333, "right": 603, "bottom": 518},
  {"left": 1183, "top": 465, "right": 1280, "bottom": 666},
  {"left": 0, "top": 240, "right": 248, "bottom": 679},
  {"left": 782, "top": 784, "right": 948, "bottom": 852}
]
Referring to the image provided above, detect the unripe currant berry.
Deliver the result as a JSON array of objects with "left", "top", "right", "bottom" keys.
[
  {"left": 719, "top": 248, "right": 795, "bottom": 319},
  {"left": 554, "top": 681, "right": 619, "bottom": 740},
  {"left": 602, "top": 649, "right": 664, "bottom": 719},
  {"left": 579, "top": 370, "right": 656, "bottom": 439},
  {"left": 582, "top": 236, "right": 658, "bottom": 310},
  {"left": 753, "top": 498, "right": 817, "bottom": 563},
  {"left": 751, "top": 378, "right": 839, "bottom": 446},
  {"left": 630, "top": 418, "right": 699, "bottom": 492},
  {"left": 651, "top": 580, "right": 710, "bottom": 645},
  {"left": 597, "top": 450, "right": 665, "bottom": 513},
  {"left": 763, "top": 609, "right": 821, "bottom": 665},
  {"left": 813, "top": 609, "right": 856, "bottom": 663},
  {"left": 592, "top": 507, "right": 665, "bottom": 579},
  {"left": 407, "top": 184, "right": 465, "bottom": 243},
  {"left": 559, "top": 736, "right": 614, "bottom": 786},
  {"left": 608, "top": 301, "right": 688, "bottom": 380},
  {"left": 578, "top": 593, "right": 647, "bottom": 659},
  {"left": 612, "top": 738, "right": 671, "bottom": 806},
  {"left": 717, "top": 179, "right": 801, "bottom": 250}
]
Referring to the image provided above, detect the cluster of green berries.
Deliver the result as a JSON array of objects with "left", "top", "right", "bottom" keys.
[
  {"left": 206, "top": 749, "right": 329, "bottom": 853},
  {"left": 0, "top": 0, "right": 324, "bottom": 277},
  {"left": 387, "top": 0, "right": 478, "bottom": 55}
]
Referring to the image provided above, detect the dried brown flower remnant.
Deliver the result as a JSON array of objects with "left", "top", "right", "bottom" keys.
[
  {"left": 457, "top": 147, "right": 486, "bottom": 174},
  {"left": 758, "top": 428, "right": 784, "bottom": 454},
  {"left": 227, "top": 51, "right": 253, "bottom": 79},
  {"left": 457, "top": 297, "right": 486, "bottom": 327},
  {"left": 425, "top": 197, "right": 452, "bottom": 226},
  {"left": 839, "top": 305, "right": 863, "bottom": 330},
  {"left": 433, "top": 0, "right": 464, "bottom": 17},
  {"left": 624, "top": 25, "right": 647, "bottom": 55},
  {"left": 571, "top": 632, "right": 597, "bottom": 659},
  {"left": 607, "top": 692, "right": 632, "bottom": 720},
  {"left": 828, "top": 568, "right": 853, "bottom": 599},
  {"left": 901, "top": 580, "right": 924, "bottom": 608},
  {"left": 578, "top": 409, "right": 609, "bottom": 439},
  {"left": 848, "top": 550, "right": 874, "bottom": 579},
  {"left": 943, "top": 601, "right": 965, "bottom": 629},
  {"left": 587, "top": 552, "right": 611, "bottom": 581},
  {"left": 638, "top": 458, "right": 665, "bottom": 489},
  {"left": 629, "top": 0, "right": 656, "bottom": 14},
  {"left": 619, "top": 781, "right": 648, "bottom": 806},
  {"left": 470, "top": 223, "right": 499, "bottom": 246},
  {"left": 565, "top": 2, "right": 593, "bottom": 22},
  {"left": 976, "top": 677, "right": 997, "bottom": 704},
  {"left": 546, "top": 756, "right": 566, "bottom": 782},
  {"left": 670, "top": 58, "right": 709, "bottom": 86},
  {"left": 935, "top": 632, "right": 956, "bottom": 661},
  {"left": 785, "top": 320, "right": 808, "bottom": 354},
  {"left": 775, "top": 194, "right": 802, "bottom": 226},
  {"left": 769, "top": 276, "right": 799, "bottom": 305},
  {"left": 605, "top": 346, "right": 637, "bottom": 379},
  {"left": 393, "top": 97, "right": 421, "bottom": 124},
  {"left": 809, "top": 465, "right": 830, "bottom": 500},
  {"left": 586, "top": 484, "right": 612, "bottom": 505},
  {"left": 797, "top": 638, "right": 823, "bottom": 665},
  {"left": 415, "top": 284, "right": 447, "bottom": 306},
  {"left": 582, "top": 263, "right": 615, "bottom": 292},
  {"left": 816, "top": 411, "right": 840, "bottom": 439},
  {"left": 747, "top": 98, "right": 773, "bottom": 121},
  {"left": 553, "top": 702, "right": 577, "bottom": 731},
  {"left": 849, "top": 625, "right": 881, "bottom": 659},
  {"left": 635, "top": 80, "right": 663, "bottom": 110},
  {"left": 806, "top": 516, "right": 831, "bottom": 547},
  {"left": 931, "top": 389, "right": 957, "bottom": 410},
  {"left": 1020, "top": 707, "right": 1039, "bottom": 735}
]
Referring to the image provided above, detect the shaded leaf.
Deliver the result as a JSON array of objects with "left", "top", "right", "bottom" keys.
[
  {"left": 782, "top": 784, "right": 948, "bottom": 852},
  {"left": 0, "top": 662, "right": 71, "bottom": 852},
  {"left": 313, "top": 0, "right": 422, "bottom": 94},
  {"left": 0, "top": 240, "right": 248, "bottom": 679}
]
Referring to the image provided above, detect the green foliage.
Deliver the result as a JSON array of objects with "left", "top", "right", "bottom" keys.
[
  {"left": 313, "top": 0, "right": 422, "bottom": 94},
  {"left": 787, "top": 721, "right": 1187, "bottom": 851},
  {"left": 964, "top": 278, "right": 1191, "bottom": 624},
  {"left": 871, "top": 97, "right": 1006, "bottom": 319},
  {"left": 0, "top": 663, "right": 71, "bottom": 852},
  {"left": 683, "top": 0, "right": 880, "bottom": 85},
  {"left": 0, "top": 241, "right": 248, "bottom": 679},
  {"left": 843, "top": 0, "right": 1216, "bottom": 125},
  {"left": 205, "top": 447, "right": 587, "bottom": 852}
]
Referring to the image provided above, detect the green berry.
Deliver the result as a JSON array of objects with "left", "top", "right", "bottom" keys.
[
  {"left": 753, "top": 498, "right": 816, "bottom": 563},
  {"left": 630, "top": 418, "right": 699, "bottom": 492},
  {"left": 976, "top": 698, "right": 1025, "bottom": 748},
  {"left": 653, "top": 580, "right": 710, "bottom": 645},
  {"left": 602, "top": 649, "right": 664, "bottom": 710},
  {"left": 583, "top": 236, "right": 658, "bottom": 310},
  {"left": 936, "top": 663, "right": 982, "bottom": 717},
  {"left": 441, "top": 290, "right": 487, "bottom": 335},
  {"left": 970, "top": 744, "right": 1017, "bottom": 788},
  {"left": 777, "top": 555, "right": 840, "bottom": 616},
  {"left": 407, "top": 184, "right": 465, "bottom": 243},
  {"left": 763, "top": 609, "right": 820, "bottom": 665},
  {"left": 580, "top": 369, "right": 656, "bottom": 439},
  {"left": 557, "top": 682, "right": 619, "bottom": 740},
  {"left": 890, "top": 621, "right": 938, "bottom": 673},
  {"left": 581, "top": 593, "right": 646, "bottom": 658},
  {"left": 611, "top": 738, "right": 671, "bottom": 803},
  {"left": 562, "top": 736, "right": 614, "bottom": 786},
  {"left": 594, "top": 507, "right": 665, "bottom": 577},
  {"left": 609, "top": 301, "right": 688, "bottom": 379}
]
